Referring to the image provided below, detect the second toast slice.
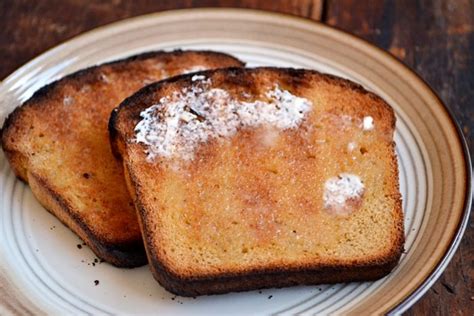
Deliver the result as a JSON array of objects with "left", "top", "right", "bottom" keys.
[{"left": 1, "top": 51, "right": 244, "bottom": 267}]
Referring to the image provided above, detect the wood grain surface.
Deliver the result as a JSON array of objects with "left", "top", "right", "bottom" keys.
[{"left": 0, "top": 0, "right": 471, "bottom": 315}]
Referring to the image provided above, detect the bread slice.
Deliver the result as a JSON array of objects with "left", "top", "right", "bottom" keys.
[
  {"left": 110, "top": 67, "right": 404, "bottom": 295},
  {"left": 0, "top": 51, "right": 244, "bottom": 267}
]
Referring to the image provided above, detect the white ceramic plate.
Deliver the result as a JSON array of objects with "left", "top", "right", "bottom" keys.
[{"left": 0, "top": 9, "right": 471, "bottom": 315}]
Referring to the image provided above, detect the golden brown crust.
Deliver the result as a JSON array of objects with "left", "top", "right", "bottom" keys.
[
  {"left": 110, "top": 67, "right": 404, "bottom": 293},
  {"left": 0, "top": 50, "right": 244, "bottom": 268}
]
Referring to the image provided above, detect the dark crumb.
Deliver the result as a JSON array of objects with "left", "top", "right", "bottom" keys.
[
  {"left": 268, "top": 295, "right": 273, "bottom": 299},
  {"left": 94, "top": 280, "right": 99, "bottom": 286},
  {"left": 179, "top": 302, "right": 183, "bottom": 305},
  {"left": 77, "top": 244, "right": 82, "bottom": 249},
  {"left": 82, "top": 242, "right": 86, "bottom": 245},
  {"left": 318, "top": 288, "right": 322, "bottom": 291},
  {"left": 192, "top": 296, "right": 197, "bottom": 299},
  {"left": 35, "top": 249, "right": 39, "bottom": 252},
  {"left": 49, "top": 225, "right": 56, "bottom": 230},
  {"left": 81, "top": 260, "right": 85, "bottom": 263},
  {"left": 94, "top": 258, "right": 99, "bottom": 263},
  {"left": 258, "top": 290, "right": 262, "bottom": 294},
  {"left": 88, "top": 263, "right": 91, "bottom": 266},
  {"left": 83, "top": 173, "right": 90, "bottom": 179},
  {"left": 92, "top": 262, "right": 96, "bottom": 266},
  {"left": 99, "top": 259, "right": 105, "bottom": 263},
  {"left": 123, "top": 295, "right": 127, "bottom": 298},
  {"left": 171, "top": 297, "right": 176, "bottom": 301}
]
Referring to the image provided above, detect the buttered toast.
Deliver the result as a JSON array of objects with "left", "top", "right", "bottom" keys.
[
  {"left": 110, "top": 67, "right": 404, "bottom": 295},
  {"left": 1, "top": 51, "right": 244, "bottom": 267}
]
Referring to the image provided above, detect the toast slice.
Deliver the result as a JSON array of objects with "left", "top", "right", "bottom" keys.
[
  {"left": 1, "top": 50, "right": 244, "bottom": 267},
  {"left": 110, "top": 67, "right": 404, "bottom": 295}
]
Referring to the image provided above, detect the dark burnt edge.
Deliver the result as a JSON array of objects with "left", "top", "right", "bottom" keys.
[
  {"left": 110, "top": 66, "right": 404, "bottom": 294},
  {"left": 150, "top": 255, "right": 400, "bottom": 297},
  {"left": 150, "top": 244, "right": 404, "bottom": 283},
  {"left": 29, "top": 172, "right": 147, "bottom": 268},
  {"left": 108, "top": 107, "right": 123, "bottom": 160},
  {"left": 390, "top": 139, "right": 406, "bottom": 254}
]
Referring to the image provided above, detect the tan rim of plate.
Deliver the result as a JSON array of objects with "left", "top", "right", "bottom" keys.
[{"left": 0, "top": 8, "right": 471, "bottom": 315}]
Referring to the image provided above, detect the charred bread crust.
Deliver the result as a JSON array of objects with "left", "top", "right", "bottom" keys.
[
  {"left": 149, "top": 255, "right": 400, "bottom": 296},
  {"left": 1, "top": 50, "right": 244, "bottom": 268},
  {"left": 110, "top": 67, "right": 404, "bottom": 294}
]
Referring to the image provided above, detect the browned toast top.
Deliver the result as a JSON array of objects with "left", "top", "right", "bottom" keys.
[
  {"left": 110, "top": 67, "right": 404, "bottom": 278},
  {"left": 1, "top": 51, "right": 244, "bottom": 265}
]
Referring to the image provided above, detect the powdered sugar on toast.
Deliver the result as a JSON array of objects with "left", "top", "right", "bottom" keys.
[
  {"left": 323, "top": 173, "right": 365, "bottom": 216},
  {"left": 362, "top": 116, "right": 374, "bottom": 131},
  {"left": 134, "top": 76, "right": 312, "bottom": 161}
]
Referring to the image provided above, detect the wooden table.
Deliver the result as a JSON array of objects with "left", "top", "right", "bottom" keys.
[{"left": 0, "top": 1, "right": 472, "bottom": 314}]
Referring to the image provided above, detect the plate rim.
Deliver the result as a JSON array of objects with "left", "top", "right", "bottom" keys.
[{"left": 0, "top": 7, "right": 471, "bottom": 314}]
